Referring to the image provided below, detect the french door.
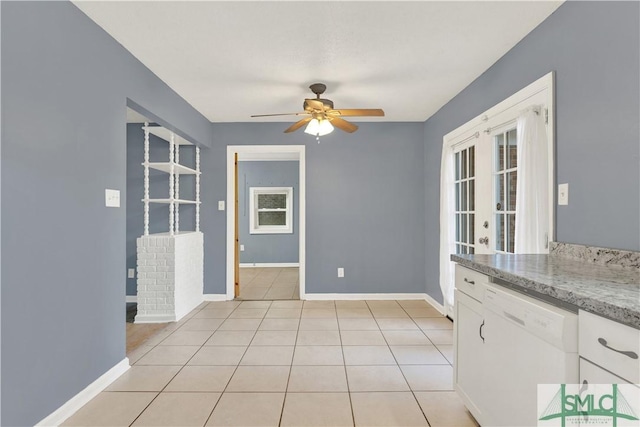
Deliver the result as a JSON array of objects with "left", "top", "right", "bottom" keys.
[{"left": 453, "top": 124, "right": 518, "bottom": 258}]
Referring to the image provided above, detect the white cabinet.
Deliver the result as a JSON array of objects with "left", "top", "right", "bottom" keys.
[
  {"left": 454, "top": 265, "right": 578, "bottom": 427},
  {"left": 579, "top": 310, "right": 640, "bottom": 385},
  {"left": 454, "top": 288, "right": 485, "bottom": 422}
]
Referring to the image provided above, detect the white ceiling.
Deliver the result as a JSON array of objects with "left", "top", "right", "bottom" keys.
[{"left": 75, "top": 1, "right": 562, "bottom": 123}]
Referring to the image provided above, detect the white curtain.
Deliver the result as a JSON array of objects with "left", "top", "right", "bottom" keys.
[
  {"left": 439, "top": 143, "right": 456, "bottom": 310},
  {"left": 514, "top": 106, "right": 549, "bottom": 253}
]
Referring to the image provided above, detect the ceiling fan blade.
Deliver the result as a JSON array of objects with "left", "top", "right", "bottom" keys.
[
  {"left": 284, "top": 117, "right": 313, "bottom": 133},
  {"left": 329, "top": 109, "right": 385, "bottom": 117},
  {"left": 251, "top": 112, "right": 308, "bottom": 118},
  {"left": 304, "top": 99, "right": 326, "bottom": 111},
  {"left": 330, "top": 117, "right": 359, "bottom": 133}
]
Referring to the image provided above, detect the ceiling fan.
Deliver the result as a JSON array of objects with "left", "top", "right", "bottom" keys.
[{"left": 251, "top": 83, "right": 385, "bottom": 139}]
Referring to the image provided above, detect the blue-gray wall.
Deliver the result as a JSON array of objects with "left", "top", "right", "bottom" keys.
[
  {"left": 238, "top": 161, "right": 299, "bottom": 264},
  {"left": 1, "top": 2, "right": 212, "bottom": 425},
  {"left": 126, "top": 123, "right": 197, "bottom": 295},
  {"left": 423, "top": 1, "right": 640, "bottom": 304},
  {"left": 203, "top": 123, "right": 426, "bottom": 295}
]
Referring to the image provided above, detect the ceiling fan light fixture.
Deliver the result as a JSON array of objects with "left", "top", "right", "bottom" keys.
[{"left": 304, "top": 118, "right": 334, "bottom": 136}]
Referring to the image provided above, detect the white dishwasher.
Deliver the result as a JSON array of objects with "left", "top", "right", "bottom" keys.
[{"left": 481, "top": 283, "right": 579, "bottom": 427}]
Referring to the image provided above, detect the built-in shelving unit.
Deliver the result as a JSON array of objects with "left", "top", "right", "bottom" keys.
[
  {"left": 136, "top": 123, "right": 204, "bottom": 324},
  {"left": 142, "top": 123, "right": 201, "bottom": 236}
]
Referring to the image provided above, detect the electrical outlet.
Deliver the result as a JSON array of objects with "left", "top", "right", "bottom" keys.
[
  {"left": 337, "top": 267, "right": 345, "bottom": 278},
  {"left": 240, "top": 244, "right": 245, "bottom": 251},
  {"left": 218, "top": 200, "right": 225, "bottom": 211},
  {"left": 105, "top": 189, "right": 120, "bottom": 207},
  {"left": 558, "top": 183, "right": 569, "bottom": 205}
]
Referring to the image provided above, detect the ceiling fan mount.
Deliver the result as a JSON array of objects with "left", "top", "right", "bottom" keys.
[
  {"left": 251, "top": 83, "right": 385, "bottom": 136},
  {"left": 309, "top": 83, "right": 327, "bottom": 97}
]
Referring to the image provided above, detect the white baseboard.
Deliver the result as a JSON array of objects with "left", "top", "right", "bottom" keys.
[
  {"left": 423, "top": 293, "right": 445, "bottom": 314},
  {"left": 239, "top": 263, "right": 299, "bottom": 268},
  {"left": 134, "top": 314, "right": 176, "bottom": 323},
  {"left": 126, "top": 295, "right": 137, "bottom": 303},
  {"left": 36, "top": 358, "right": 130, "bottom": 427},
  {"left": 304, "top": 293, "right": 430, "bottom": 301},
  {"left": 203, "top": 294, "right": 230, "bottom": 301}
]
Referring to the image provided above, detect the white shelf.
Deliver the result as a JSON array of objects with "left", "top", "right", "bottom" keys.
[
  {"left": 144, "top": 198, "right": 201, "bottom": 205},
  {"left": 145, "top": 162, "right": 199, "bottom": 175},
  {"left": 143, "top": 126, "right": 193, "bottom": 146}
]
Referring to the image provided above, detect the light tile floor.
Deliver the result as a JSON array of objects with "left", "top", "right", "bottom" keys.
[
  {"left": 63, "top": 299, "right": 478, "bottom": 427},
  {"left": 239, "top": 267, "right": 299, "bottom": 300}
]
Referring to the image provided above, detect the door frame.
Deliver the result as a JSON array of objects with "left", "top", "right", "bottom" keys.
[{"left": 225, "top": 145, "right": 306, "bottom": 300}]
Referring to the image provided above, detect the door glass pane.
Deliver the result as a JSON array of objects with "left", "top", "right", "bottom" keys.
[
  {"left": 495, "top": 213, "right": 504, "bottom": 252},
  {"left": 461, "top": 150, "right": 468, "bottom": 179},
  {"left": 507, "top": 214, "right": 516, "bottom": 253},
  {"left": 469, "top": 146, "right": 475, "bottom": 178},
  {"left": 456, "top": 215, "right": 461, "bottom": 242},
  {"left": 455, "top": 152, "right": 460, "bottom": 180},
  {"left": 507, "top": 171, "right": 517, "bottom": 211},
  {"left": 469, "top": 180, "right": 475, "bottom": 211},
  {"left": 507, "top": 129, "right": 517, "bottom": 169},
  {"left": 455, "top": 183, "right": 460, "bottom": 211},
  {"left": 495, "top": 134, "right": 505, "bottom": 171},
  {"left": 469, "top": 214, "right": 475, "bottom": 245},
  {"left": 461, "top": 214, "right": 468, "bottom": 244},
  {"left": 468, "top": 246, "right": 475, "bottom": 254},
  {"left": 456, "top": 244, "right": 462, "bottom": 254},
  {"left": 461, "top": 181, "right": 468, "bottom": 211},
  {"left": 495, "top": 175, "right": 504, "bottom": 211}
]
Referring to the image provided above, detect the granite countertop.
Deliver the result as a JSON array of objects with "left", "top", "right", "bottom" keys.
[{"left": 451, "top": 251, "right": 640, "bottom": 329}]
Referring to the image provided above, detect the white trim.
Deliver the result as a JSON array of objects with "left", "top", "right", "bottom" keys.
[
  {"left": 203, "top": 294, "right": 230, "bottom": 301},
  {"left": 423, "top": 293, "right": 446, "bottom": 315},
  {"left": 238, "top": 151, "right": 299, "bottom": 161},
  {"left": 134, "top": 313, "right": 176, "bottom": 323},
  {"left": 227, "top": 145, "right": 306, "bottom": 300},
  {"left": 35, "top": 358, "right": 130, "bottom": 427},
  {"left": 126, "top": 295, "right": 137, "bottom": 303},
  {"left": 239, "top": 262, "right": 300, "bottom": 268},
  {"left": 305, "top": 293, "right": 430, "bottom": 301}
]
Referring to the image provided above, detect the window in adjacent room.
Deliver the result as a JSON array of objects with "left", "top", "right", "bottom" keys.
[{"left": 249, "top": 187, "right": 293, "bottom": 234}]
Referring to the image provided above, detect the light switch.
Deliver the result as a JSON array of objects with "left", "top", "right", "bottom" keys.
[
  {"left": 558, "top": 183, "right": 569, "bottom": 205},
  {"left": 105, "top": 189, "right": 120, "bottom": 207},
  {"left": 240, "top": 244, "right": 245, "bottom": 251},
  {"left": 218, "top": 200, "right": 225, "bottom": 211},
  {"left": 127, "top": 268, "right": 135, "bottom": 279},
  {"left": 337, "top": 268, "right": 345, "bottom": 278}
]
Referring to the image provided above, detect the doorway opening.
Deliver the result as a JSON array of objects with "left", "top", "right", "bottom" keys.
[{"left": 226, "top": 146, "right": 306, "bottom": 300}]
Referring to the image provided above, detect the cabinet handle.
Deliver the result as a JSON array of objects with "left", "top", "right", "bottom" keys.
[
  {"left": 479, "top": 320, "right": 485, "bottom": 343},
  {"left": 464, "top": 278, "right": 475, "bottom": 285},
  {"left": 597, "top": 338, "right": 639, "bottom": 359}
]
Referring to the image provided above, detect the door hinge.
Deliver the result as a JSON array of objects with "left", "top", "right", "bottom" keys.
[{"left": 544, "top": 108, "right": 549, "bottom": 125}]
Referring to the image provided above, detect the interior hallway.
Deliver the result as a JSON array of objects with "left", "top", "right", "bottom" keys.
[
  {"left": 64, "top": 299, "right": 477, "bottom": 427},
  {"left": 239, "top": 267, "right": 299, "bottom": 300}
]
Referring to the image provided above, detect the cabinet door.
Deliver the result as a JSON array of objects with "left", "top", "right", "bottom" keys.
[
  {"left": 580, "top": 358, "right": 632, "bottom": 386},
  {"left": 454, "top": 289, "right": 485, "bottom": 423}
]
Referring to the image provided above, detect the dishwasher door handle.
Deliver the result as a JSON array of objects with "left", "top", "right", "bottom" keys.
[
  {"left": 598, "top": 338, "right": 639, "bottom": 359},
  {"left": 479, "top": 320, "right": 485, "bottom": 343}
]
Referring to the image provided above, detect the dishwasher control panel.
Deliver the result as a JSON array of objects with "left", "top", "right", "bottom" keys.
[{"left": 484, "top": 283, "right": 578, "bottom": 352}]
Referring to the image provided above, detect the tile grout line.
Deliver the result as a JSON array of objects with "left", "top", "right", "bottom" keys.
[
  {"left": 367, "top": 300, "right": 431, "bottom": 425},
  {"left": 202, "top": 299, "right": 272, "bottom": 426},
  {"left": 126, "top": 300, "right": 222, "bottom": 426},
  {"left": 276, "top": 301, "right": 303, "bottom": 427}
]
